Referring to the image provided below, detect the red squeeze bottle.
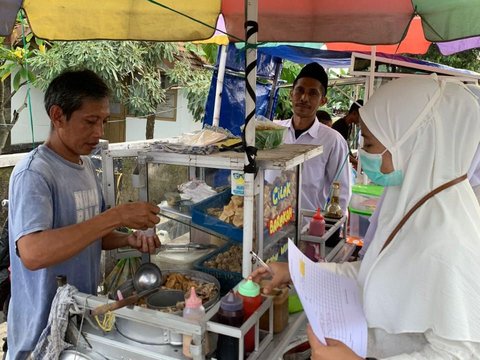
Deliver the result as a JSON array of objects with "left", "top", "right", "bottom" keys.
[
  {"left": 305, "top": 208, "right": 326, "bottom": 261},
  {"left": 237, "top": 277, "right": 262, "bottom": 354},
  {"left": 309, "top": 208, "right": 326, "bottom": 236}
]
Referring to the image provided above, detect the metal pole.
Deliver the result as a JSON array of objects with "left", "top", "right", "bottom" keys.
[
  {"left": 368, "top": 45, "right": 377, "bottom": 99},
  {"left": 212, "top": 45, "right": 228, "bottom": 127},
  {"left": 242, "top": 0, "right": 258, "bottom": 278},
  {"left": 265, "top": 60, "right": 282, "bottom": 119}
]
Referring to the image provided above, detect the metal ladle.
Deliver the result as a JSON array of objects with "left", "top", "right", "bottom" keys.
[
  {"left": 91, "top": 262, "right": 164, "bottom": 317},
  {"left": 133, "top": 262, "right": 163, "bottom": 292}
]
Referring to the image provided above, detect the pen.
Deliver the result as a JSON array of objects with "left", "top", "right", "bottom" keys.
[
  {"left": 250, "top": 250, "right": 275, "bottom": 275},
  {"left": 250, "top": 250, "right": 292, "bottom": 289}
]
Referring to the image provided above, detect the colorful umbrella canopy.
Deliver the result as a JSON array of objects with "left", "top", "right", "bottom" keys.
[
  {"left": 0, "top": 0, "right": 221, "bottom": 41},
  {"left": 2, "top": 0, "right": 480, "bottom": 55}
]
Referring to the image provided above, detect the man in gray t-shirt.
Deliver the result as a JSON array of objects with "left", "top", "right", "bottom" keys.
[{"left": 7, "top": 70, "right": 162, "bottom": 360}]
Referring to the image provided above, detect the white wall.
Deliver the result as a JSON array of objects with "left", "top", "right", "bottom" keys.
[
  {"left": 10, "top": 85, "right": 201, "bottom": 145},
  {"left": 125, "top": 89, "right": 202, "bottom": 141},
  {"left": 10, "top": 85, "right": 51, "bottom": 145}
]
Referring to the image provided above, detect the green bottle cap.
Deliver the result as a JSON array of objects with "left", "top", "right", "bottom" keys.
[{"left": 238, "top": 277, "right": 260, "bottom": 297}]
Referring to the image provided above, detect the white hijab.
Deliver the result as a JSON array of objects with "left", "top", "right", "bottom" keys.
[
  {"left": 466, "top": 84, "right": 480, "bottom": 189},
  {"left": 357, "top": 76, "right": 480, "bottom": 342}
]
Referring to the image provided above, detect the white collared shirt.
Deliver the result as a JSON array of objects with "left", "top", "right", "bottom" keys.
[{"left": 275, "top": 118, "right": 351, "bottom": 212}]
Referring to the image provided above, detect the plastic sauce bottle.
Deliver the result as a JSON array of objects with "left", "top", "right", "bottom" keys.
[
  {"left": 237, "top": 277, "right": 262, "bottom": 354},
  {"left": 309, "top": 208, "right": 325, "bottom": 236},
  {"left": 182, "top": 287, "right": 206, "bottom": 359},
  {"left": 216, "top": 291, "right": 244, "bottom": 359},
  {"left": 305, "top": 208, "right": 326, "bottom": 261}
]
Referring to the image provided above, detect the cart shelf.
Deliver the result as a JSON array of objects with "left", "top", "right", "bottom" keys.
[{"left": 141, "top": 144, "right": 323, "bottom": 170}]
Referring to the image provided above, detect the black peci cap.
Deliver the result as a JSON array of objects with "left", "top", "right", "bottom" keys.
[{"left": 294, "top": 62, "right": 329, "bottom": 95}]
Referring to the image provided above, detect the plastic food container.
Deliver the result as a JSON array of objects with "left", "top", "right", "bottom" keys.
[
  {"left": 348, "top": 211, "right": 371, "bottom": 239},
  {"left": 348, "top": 184, "right": 384, "bottom": 239},
  {"left": 349, "top": 184, "right": 384, "bottom": 214},
  {"left": 255, "top": 127, "right": 286, "bottom": 150}
]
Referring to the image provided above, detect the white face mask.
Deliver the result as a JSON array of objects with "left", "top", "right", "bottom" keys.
[{"left": 359, "top": 149, "right": 403, "bottom": 186}]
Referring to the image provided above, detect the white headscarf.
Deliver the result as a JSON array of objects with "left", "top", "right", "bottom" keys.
[
  {"left": 357, "top": 76, "right": 480, "bottom": 342},
  {"left": 466, "top": 84, "right": 480, "bottom": 189}
]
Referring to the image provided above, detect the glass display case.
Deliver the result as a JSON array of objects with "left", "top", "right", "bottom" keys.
[
  {"left": 83, "top": 142, "right": 325, "bottom": 360},
  {"left": 101, "top": 143, "right": 323, "bottom": 274}
]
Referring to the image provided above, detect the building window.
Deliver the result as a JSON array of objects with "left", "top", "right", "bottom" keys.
[{"left": 156, "top": 74, "right": 177, "bottom": 122}]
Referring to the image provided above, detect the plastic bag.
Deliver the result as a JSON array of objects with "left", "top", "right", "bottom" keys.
[
  {"left": 243, "top": 116, "right": 287, "bottom": 150},
  {"left": 102, "top": 257, "right": 141, "bottom": 296}
]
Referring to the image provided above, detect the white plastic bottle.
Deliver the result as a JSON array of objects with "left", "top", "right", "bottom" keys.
[{"left": 182, "top": 287, "right": 206, "bottom": 358}]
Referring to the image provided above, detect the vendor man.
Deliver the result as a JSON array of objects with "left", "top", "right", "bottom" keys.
[
  {"left": 275, "top": 62, "right": 351, "bottom": 214},
  {"left": 7, "top": 69, "right": 162, "bottom": 360}
]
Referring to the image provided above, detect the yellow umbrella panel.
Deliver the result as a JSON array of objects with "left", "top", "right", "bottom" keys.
[{"left": 23, "top": 0, "right": 221, "bottom": 41}]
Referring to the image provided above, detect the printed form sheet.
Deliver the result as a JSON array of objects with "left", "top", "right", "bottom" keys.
[{"left": 288, "top": 239, "right": 367, "bottom": 357}]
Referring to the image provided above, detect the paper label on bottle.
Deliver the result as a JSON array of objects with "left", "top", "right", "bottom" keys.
[{"left": 231, "top": 170, "right": 245, "bottom": 196}]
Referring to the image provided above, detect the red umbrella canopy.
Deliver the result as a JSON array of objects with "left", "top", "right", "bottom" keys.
[{"left": 221, "top": 0, "right": 480, "bottom": 54}]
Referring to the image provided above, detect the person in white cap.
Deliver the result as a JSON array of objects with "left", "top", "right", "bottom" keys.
[{"left": 275, "top": 62, "right": 351, "bottom": 215}]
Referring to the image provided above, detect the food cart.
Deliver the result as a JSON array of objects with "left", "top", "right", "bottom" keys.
[{"left": 63, "top": 137, "right": 352, "bottom": 360}]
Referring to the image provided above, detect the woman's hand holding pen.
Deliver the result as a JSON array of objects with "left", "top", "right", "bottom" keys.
[{"left": 250, "top": 262, "right": 291, "bottom": 294}]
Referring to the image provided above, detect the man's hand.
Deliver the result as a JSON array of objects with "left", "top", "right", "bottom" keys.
[
  {"left": 307, "top": 324, "right": 363, "bottom": 360},
  {"left": 114, "top": 202, "right": 160, "bottom": 230},
  {"left": 127, "top": 230, "right": 161, "bottom": 254}
]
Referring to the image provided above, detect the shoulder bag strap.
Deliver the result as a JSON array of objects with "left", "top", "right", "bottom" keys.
[{"left": 380, "top": 174, "right": 467, "bottom": 253}]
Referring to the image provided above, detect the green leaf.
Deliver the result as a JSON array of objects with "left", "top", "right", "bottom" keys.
[
  {"left": 13, "top": 71, "right": 21, "bottom": 90},
  {"left": 19, "top": 67, "right": 27, "bottom": 79},
  {"left": 26, "top": 70, "right": 35, "bottom": 83}
]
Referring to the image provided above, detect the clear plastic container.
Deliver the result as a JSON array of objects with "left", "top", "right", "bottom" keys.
[{"left": 349, "top": 184, "right": 384, "bottom": 214}]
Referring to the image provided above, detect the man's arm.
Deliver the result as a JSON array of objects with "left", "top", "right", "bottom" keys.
[{"left": 17, "top": 202, "right": 159, "bottom": 270}]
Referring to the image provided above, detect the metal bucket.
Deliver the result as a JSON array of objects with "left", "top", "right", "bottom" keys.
[{"left": 114, "top": 269, "right": 220, "bottom": 345}]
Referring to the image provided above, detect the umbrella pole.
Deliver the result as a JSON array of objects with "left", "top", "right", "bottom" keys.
[
  {"left": 242, "top": 0, "right": 258, "bottom": 278},
  {"left": 367, "top": 46, "right": 377, "bottom": 99},
  {"left": 212, "top": 45, "right": 228, "bottom": 127}
]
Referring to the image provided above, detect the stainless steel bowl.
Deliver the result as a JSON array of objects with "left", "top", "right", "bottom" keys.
[
  {"left": 114, "top": 269, "right": 220, "bottom": 345},
  {"left": 59, "top": 349, "right": 107, "bottom": 360}
]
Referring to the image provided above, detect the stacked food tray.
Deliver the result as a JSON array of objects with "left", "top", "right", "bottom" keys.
[
  {"left": 194, "top": 242, "right": 243, "bottom": 295},
  {"left": 191, "top": 189, "right": 244, "bottom": 243}
]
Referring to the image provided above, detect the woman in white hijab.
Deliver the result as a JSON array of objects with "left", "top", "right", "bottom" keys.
[{"left": 253, "top": 76, "right": 480, "bottom": 359}]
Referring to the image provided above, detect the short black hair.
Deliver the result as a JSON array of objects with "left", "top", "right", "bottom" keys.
[
  {"left": 316, "top": 110, "right": 332, "bottom": 122},
  {"left": 293, "top": 62, "right": 329, "bottom": 96},
  {"left": 44, "top": 69, "right": 110, "bottom": 120},
  {"left": 348, "top": 99, "right": 363, "bottom": 113}
]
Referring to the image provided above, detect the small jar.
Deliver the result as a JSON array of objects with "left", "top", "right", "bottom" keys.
[{"left": 259, "top": 284, "right": 289, "bottom": 333}]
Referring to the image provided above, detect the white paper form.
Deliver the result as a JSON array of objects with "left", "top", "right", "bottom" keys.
[{"left": 288, "top": 239, "right": 367, "bottom": 357}]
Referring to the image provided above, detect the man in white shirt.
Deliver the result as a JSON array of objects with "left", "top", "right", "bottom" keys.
[{"left": 275, "top": 62, "right": 351, "bottom": 215}]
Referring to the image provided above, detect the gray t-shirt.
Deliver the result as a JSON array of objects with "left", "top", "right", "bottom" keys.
[{"left": 7, "top": 145, "right": 103, "bottom": 360}]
